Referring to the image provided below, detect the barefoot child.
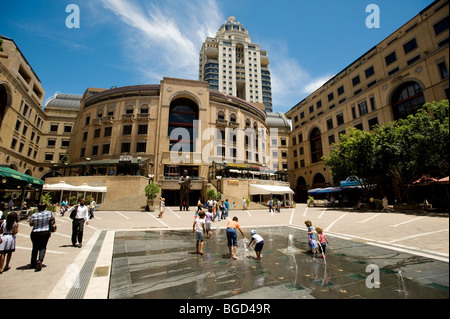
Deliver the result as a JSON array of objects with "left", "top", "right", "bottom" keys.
[
  {"left": 205, "top": 208, "right": 213, "bottom": 239},
  {"left": 193, "top": 211, "right": 206, "bottom": 255},
  {"left": 315, "top": 226, "right": 329, "bottom": 258},
  {"left": 305, "top": 220, "right": 319, "bottom": 255},
  {"left": 249, "top": 230, "right": 264, "bottom": 260},
  {"left": 226, "top": 217, "right": 245, "bottom": 259}
]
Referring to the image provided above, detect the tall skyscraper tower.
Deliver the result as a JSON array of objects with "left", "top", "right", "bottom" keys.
[{"left": 199, "top": 16, "right": 273, "bottom": 112}]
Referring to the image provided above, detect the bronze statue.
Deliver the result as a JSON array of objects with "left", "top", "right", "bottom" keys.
[{"left": 178, "top": 170, "right": 192, "bottom": 211}]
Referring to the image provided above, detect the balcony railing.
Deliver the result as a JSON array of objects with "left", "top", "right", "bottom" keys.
[{"left": 122, "top": 114, "right": 135, "bottom": 121}]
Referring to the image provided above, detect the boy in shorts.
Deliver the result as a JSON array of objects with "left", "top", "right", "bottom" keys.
[
  {"left": 249, "top": 230, "right": 264, "bottom": 260},
  {"left": 193, "top": 211, "right": 206, "bottom": 255}
]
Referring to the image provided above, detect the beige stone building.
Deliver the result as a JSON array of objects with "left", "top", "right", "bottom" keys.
[
  {"left": 285, "top": 0, "right": 449, "bottom": 202},
  {"left": 0, "top": 35, "right": 78, "bottom": 182},
  {"left": 60, "top": 78, "right": 291, "bottom": 208}
]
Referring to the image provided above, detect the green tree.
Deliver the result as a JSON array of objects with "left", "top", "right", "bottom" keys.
[
  {"left": 324, "top": 99, "right": 449, "bottom": 203},
  {"left": 323, "top": 128, "right": 380, "bottom": 200}
]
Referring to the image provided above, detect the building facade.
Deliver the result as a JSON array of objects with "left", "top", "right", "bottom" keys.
[
  {"left": 285, "top": 0, "right": 449, "bottom": 202},
  {"left": 0, "top": 35, "right": 79, "bottom": 182},
  {"left": 199, "top": 16, "right": 273, "bottom": 112},
  {"left": 64, "top": 77, "right": 289, "bottom": 207}
]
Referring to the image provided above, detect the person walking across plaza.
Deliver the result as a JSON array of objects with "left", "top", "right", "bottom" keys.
[
  {"left": 226, "top": 216, "right": 245, "bottom": 259},
  {"left": 193, "top": 211, "right": 206, "bottom": 255},
  {"left": 0, "top": 212, "right": 19, "bottom": 273},
  {"left": 29, "top": 203, "right": 55, "bottom": 271},
  {"left": 89, "top": 198, "right": 96, "bottom": 219},
  {"left": 67, "top": 198, "right": 89, "bottom": 248},
  {"left": 269, "top": 198, "right": 274, "bottom": 212},
  {"left": 224, "top": 199, "right": 230, "bottom": 218},
  {"left": 249, "top": 230, "right": 264, "bottom": 260}
]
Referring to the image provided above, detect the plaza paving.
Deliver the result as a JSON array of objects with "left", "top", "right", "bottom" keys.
[{"left": 0, "top": 204, "right": 448, "bottom": 299}]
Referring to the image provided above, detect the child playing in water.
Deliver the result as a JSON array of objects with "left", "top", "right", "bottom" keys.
[
  {"left": 226, "top": 217, "right": 245, "bottom": 259},
  {"left": 315, "top": 226, "right": 329, "bottom": 257},
  {"left": 205, "top": 208, "right": 213, "bottom": 239},
  {"left": 304, "top": 220, "right": 319, "bottom": 255},
  {"left": 249, "top": 230, "right": 264, "bottom": 260},
  {"left": 193, "top": 211, "right": 206, "bottom": 255}
]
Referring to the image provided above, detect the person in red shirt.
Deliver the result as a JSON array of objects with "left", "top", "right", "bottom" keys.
[{"left": 226, "top": 217, "right": 245, "bottom": 259}]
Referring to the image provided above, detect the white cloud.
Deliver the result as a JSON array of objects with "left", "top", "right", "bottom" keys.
[{"left": 98, "top": 0, "right": 222, "bottom": 82}]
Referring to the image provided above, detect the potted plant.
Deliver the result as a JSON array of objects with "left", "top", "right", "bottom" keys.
[
  {"left": 307, "top": 196, "right": 315, "bottom": 207},
  {"left": 144, "top": 182, "right": 160, "bottom": 212}
]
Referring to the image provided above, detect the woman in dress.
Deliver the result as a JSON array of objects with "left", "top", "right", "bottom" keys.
[{"left": 0, "top": 212, "right": 19, "bottom": 273}]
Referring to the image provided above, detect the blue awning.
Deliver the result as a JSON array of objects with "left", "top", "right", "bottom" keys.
[{"left": 308, "top": 186, "right": 342, "bottom": 194}]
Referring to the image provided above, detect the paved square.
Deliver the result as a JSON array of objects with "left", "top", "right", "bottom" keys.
[{"left": 109, "top": 226, "right": 449, "bottom": 299}]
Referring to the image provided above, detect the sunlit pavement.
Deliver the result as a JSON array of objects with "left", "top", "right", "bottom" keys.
[{"left": 0, "top": 204, "right": 447, "bottom": 299}]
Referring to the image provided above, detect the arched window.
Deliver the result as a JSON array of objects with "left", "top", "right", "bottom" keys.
[
  {"left": 230, "top": 113, "right": 237, "bottom": 123},
  {"left": 168, "top": 98, "right": 199, "bottom": 153},
  {"left": 217, "top": 111, "right": 225, "bottom": 120},
  {"left": 0, "top": 83, "right": 12, "bottom": 129},
  {"left": 310, "top": 128, "right": 323, "bottom": 163},
  {"left": 140, "top": 104, "right": 149, "bottom": 114},
  {"left": 391, "top": 81, "right": 425, "bottom": 120},
  {"left": 125, "top": 105, "right": 134, "bottom": 114},
  {"left": 312, "top": 173, "right": 326, "bottom": 188}
]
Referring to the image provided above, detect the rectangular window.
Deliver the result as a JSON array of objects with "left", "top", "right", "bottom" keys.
[
  {"left": 15, "top": 120, "right": 21, "bottom": 132},
  {"left": 385, "top": 52, "right": 397, "bottom": 65},
  {"left": 80, "top": 148, "right": 85, "bottom": 158},
  {"left": 18, "top": 142, "right": 24, "bottom": 153},
  {"left": 433, "top": 16, "right": 449, "bottom": 36},
  {"left": 82, "top": 131, "right": 88, "bottom": 141},
  {"left": 298, "top": 133, "right": 303, "bottom": 143},
  {"left": 369, "top": 97, "right": 376, "bottom": 111},
  {"left": 50, "top": 124, "right": 58, "bottom": 132},
  {"left": 326, "top": 118, "right": 334, "bottom": 130},
  {"left": 438, "top": 61, "right": 449, "bottom": 79},
  {"left": 355, "top": 123, "right": 364, "bottom": 131},
  {"left": 358, "top": 101, "right": 368, "bottom": 116},
  {"left": 328, "top": 134, "right": 335, "bottom": 145},
  {"left": 61, "top": 139, "right": 70, "bottom": 148},
  {"left": 92, "top": 145, "right": 98, "bottom": 155},
  {"left": 293, "top": 149, "right": 298, "bottom": 158},
  {"left": 299, "top": 147, "right": 304, "bottom": 156},
  {"left": 64, "top": 125, "right": 72, "bottom": 133},
  {"left": 11, "top": 138, "right": 17, "bottom": 150},
  {"left": 351, "top": 106, "right": 357, "bottom": 119},
  {"left": 388, "top": 67, "right": 400, "bottom": 76},
  {"left": 352, "top": 75, "right": 361, "bottom": 86},
  {"left": 102, "top": 144, "right": 110, "bottom": 154},
  {"left": 327, "top": 92, "right": 334, "bottom": 102},
  {"left": 47, "top": 139, "right": 56, "bottom": 147},
  {"left": 309, "top": 105, "right": 314, "bottom": 113},
  {"left": 138, "top": 124, "right": 148, "bottom": 135},
  {"left": 136, "top": 142, "right": 147, "bottom": 153},
  {"left": 337, "top": 86, "right": 345, "bottom": 96},
  {"left": 317, "top": 100, "right": 322, "bottom": 108},
  {"left": 45, "top": 153, "right": 54, "bottom": 161},
  {"left": 407, "top": 55, "right": 421, "bottom": 65},
  {"left": 104, "top": 127, "right": 112, "bottom": 137},
  {"left": 336, "top": 113, "right": 345, "bottom": 126},
  {"left": 121, "top": 142, "right": 131, "bottom": 153},
  {"left": 365, "top": 66, "right": 375, "bottom": 78},
  {"left": 123, "top": 125, "right": 132, "bottom": 135},
  {"left": 403, "top": 38, "right": 418, "bottom": 54},
  {"left": 368, "top": 117, "right": 379, "bottom": 130},
  {"left": 281, "top": 138, "right": 287, "bottom": 146},
  {"left": 85, "top": 116, "right": 90, "bottom": 126}
]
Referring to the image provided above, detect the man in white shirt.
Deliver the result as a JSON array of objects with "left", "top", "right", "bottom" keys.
[{"left": 67, "top": 198, "right": 89, "bottom": 248}]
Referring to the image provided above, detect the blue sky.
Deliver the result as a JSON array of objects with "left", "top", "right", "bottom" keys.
[{"left": 1, "top": 0, "right": 433, "bottom": 113}]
